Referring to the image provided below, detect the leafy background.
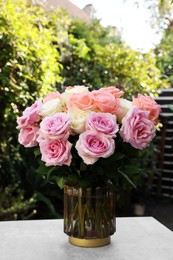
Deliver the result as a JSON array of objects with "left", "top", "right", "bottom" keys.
[{"left": 0, "top": 0, "right": 172, "bottom": 220}]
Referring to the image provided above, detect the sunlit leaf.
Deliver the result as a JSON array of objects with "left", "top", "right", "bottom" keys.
[{"left": 56, "top": 177, "right": 65, "bottom": 189}]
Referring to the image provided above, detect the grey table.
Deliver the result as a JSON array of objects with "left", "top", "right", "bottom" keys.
[{"left": 0, "top": 217, "right": 173, "bottom": 260}]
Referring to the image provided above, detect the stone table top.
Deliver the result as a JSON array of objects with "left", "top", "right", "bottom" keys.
[{"left": 0, "top": 217, "right": 173, "bottom": 260}]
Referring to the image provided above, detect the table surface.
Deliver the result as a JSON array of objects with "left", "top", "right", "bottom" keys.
[{"left": 0, "top": 217, "right": 173, "bottom": 260}]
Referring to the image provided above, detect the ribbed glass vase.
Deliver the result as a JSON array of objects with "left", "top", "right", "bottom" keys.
[{"left": 64, "top": 181, "right": 116, "bottom": 247}]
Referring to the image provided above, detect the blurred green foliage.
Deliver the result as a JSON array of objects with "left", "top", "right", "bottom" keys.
[
  {"left": 0, "top": 0, "right": 169, "bottom": 220},
  {"left": 0, "top": 0, "right": 62, "bottom": 220},
  {"left": 155, "top": 21, "right": 173, "bottom": 85},
  {"left": 59, "top": 18, "right": 167, "bottom": 97}
]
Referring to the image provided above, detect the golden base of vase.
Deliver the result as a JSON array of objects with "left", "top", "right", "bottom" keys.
[{"left": 69, "top": 236, "right": 110, "bottom": 248}]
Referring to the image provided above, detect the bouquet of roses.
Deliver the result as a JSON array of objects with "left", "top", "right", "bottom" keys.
[{"left": 16, "top": 85, "right": 161, "bottom": 188}]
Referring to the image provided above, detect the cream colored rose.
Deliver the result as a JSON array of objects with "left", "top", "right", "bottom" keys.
[
  {"left": 116, "top": 98, "right": 133, "bottom": 123},
  {"left": 39, "top": 98, "right": 62, "bottom": 117},
  {"left": 61, "top": 85, "right": 89, "bottom": 107},
  {"left": 68, "top": 107, "right": 90, "bottom": 134},
  {"left": 65, "top": 85, "right": 89, "bottom": 94}
]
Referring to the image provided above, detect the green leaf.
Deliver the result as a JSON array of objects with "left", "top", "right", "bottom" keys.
[
  {"left": 102, "top": 152, "right": 124, "bottom": 164},
  {"left": 113, "top": 152, "right": 125, "bottom": 161},
  {"left": 119, "top": 169, "right": 136, "bottom": 188},
  {"left": 35, "top": 164, "right": 48, "bottom": 175},
  {"left": 46, "top": 167, "right": 57, "bottom": 179},
  {"left": 55, "top": 177, "right": 65, "bottom": 189},
  {"left": 123, "top": 165, "right": 142, "bottom": 175},
  {"left": 34, "top": 148, "right": 41, "bottom": 157}
]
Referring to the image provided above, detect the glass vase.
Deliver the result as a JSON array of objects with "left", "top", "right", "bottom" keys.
[{"left": 64, "top": 181, "right": 116, "bottom": 247}]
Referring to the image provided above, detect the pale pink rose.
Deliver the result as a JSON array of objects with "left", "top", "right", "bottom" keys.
[
  {"left": 37, "top": 113, "right": 70, "bottom": 142},
  {"left": 75, "top": 130, "right": 115, "bottom": 165},
  {"left": 39, "top": 139, "right": 72, "bottom": 166},
  {"left": 91, "top": 90, "right": 122, "bottom": 114},
  {"left": 86, "top": 112, "right": 119, "bottom": 138},
  {"left": 132, "top": 94, "right": 161, "bottom": 123},
  {"left": 98, "top": 86, "right": 124, "bottom": 98},
  {"left": 18, "top": 126, "right": 39, "bottom": 147},
  {"left": 120, "top": 107, "right": 156, "bottom": 149},
  {"left": 67, "top": 92, "right": 95, "bottom": 111},
  {"left": 43, "top": 91, "right": 61, "bottom": 103},
  {"left": 17, "top": 100, "right": 42, "bottom": 129}
]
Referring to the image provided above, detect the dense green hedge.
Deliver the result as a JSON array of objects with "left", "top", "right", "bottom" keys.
[{"left": 0, "top": 0, "right": 62, "bottom": 220}]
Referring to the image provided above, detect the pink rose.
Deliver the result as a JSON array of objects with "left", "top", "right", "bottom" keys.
[
  {"left": 75, "top": 130, "right": 115, "bottom": 165},
  {"left": 37, "top": 113, "right": 70, "bottom": 141},
  {"left": 18, "top": 126, "right": 39, "bottom": 147},
  {"left": 132, "top": 94, "right": 161, "bottom": 123},
  {"left": 17, "top": 100, "right": 42, "bottom": 129},
  {"left": 39, "top": 139, "right": 72, "bottom": 166},
  {"left": 43, "top": 91, "right": 61, "bottom": 103},
  {"left": 120, "top": 107, "right": 156, "bottom": 149},
  {"left": 91, "top": 90, "right": 122, "bottom": 114},
  {"left": 98, "top": 86, "right": 124, "bottom": 98},
  {"left": 86, "top": 112, "right": 119, "bottom": 138},
  {"left": 67, "top": 92, "right": 95, "bottom": 111}
]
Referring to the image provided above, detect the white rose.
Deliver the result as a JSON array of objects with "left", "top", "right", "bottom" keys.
[
  {"left": 39, "top": 98, "right": 62, "bottom": 117},
  {"left": 117, "top": 98, "right": 133, "bottom": 123},
  {"left": 65, "top": 85, "right": 89, "bottom": 94},
  {"left": 68, "top": 107, "right": 90, "bottom": 134},
  {"left": 61, "top": 85, "right": 89, "bottom": 106}
]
